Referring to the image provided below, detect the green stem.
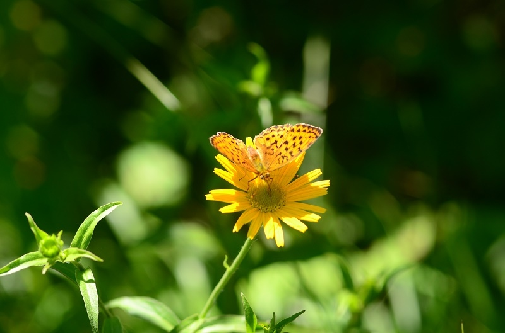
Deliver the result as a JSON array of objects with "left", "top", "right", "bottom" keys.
[{"left": 199, "top": 237, "right": 254, "bottom": 319}]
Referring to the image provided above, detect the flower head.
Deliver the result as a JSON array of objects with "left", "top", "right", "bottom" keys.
[{"left": 206, "top": 152, "right": 330, "bottom": 247}]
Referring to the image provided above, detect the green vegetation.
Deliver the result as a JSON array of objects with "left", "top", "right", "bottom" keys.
[{"left": 1, "top": 0, "right": 504, "bottom": 332}]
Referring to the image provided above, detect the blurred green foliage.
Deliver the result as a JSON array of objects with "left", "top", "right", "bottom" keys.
[{"left": 1, "top": 0, "right": 505, "bottom": 332}]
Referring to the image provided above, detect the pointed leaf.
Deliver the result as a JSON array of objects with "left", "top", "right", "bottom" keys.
[
  {"left": 106, "top": 296, "right": 180, "bottom": 332},
  {"left": 102, "top": 317, "right": 123, "bottom": 333},
  {"left": 63, "top": 248, "right": 103, "bottom": 263},
  {"left": 275, "top": 310, "right": 305, "bottom": 333},
  {"left": 77, "top": 268, "right": 99, "bottom": 333},
  {"left": 71, "top": 202, "right": 122, "bottom": 250},
  {"left": 0, "top": 251, "right": 47, "bottom": 276},
  {"left": 269, "top": 313, "right": 276, "bottom": 333},
  {"left": 241, "top": 293, "right": 257, "bottom": 333},
  {"left": 25, "top": 213, "right": 49, "bottom": 244}
]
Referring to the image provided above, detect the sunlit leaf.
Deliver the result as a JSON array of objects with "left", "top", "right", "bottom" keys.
[
  {"left": 25, "top": 212, "right": 49, "bottom": 244},
  {"left": 107, "top": 296, "right": 180, "bottom": 332},
  {"left": 0, "top": 251, "right": 47, "bottom": 276},
  {"left": 63, "top": 248, "right": 103, "bottom": 263},
  {"left": 71, "top": 201, "right": 122, "bottom": 250},
  {"left": 77, "top": 268, "right": 99, "bottom": 333}
]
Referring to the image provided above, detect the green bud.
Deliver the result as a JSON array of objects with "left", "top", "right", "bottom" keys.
[{"left": 39, "top": 232, "right": 64, "bottom": 259}]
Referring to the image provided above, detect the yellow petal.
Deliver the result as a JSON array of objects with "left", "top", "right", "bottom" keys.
[
  {"left": 288, "top": 202, "right": 326, "bottom": 214},
  {"left": 214, "top": 168, "right": 249, "bottom": 190},
  {"left": 216, "top": 154, "right": 237, "bottom": 173},
  {"left": 247, "top": 216, "right": 262, "bottom": 239},
  {"left": 219, "top": 201, "right": 250, "bottom": 213},
  {"left": 263, "top": 214, "right": 275, "bottom": 239},
  {"left": 279, "top": 206, "right": 321, "bottom": 222},
  {"left": 214, "top": 168, "right": 234, "bottom": 185},
  {"left": 271, "top": 153, "right": 305, "bottom": 186},
  {"left": 286, "top": 169, "right": 322, "bottom": 191},
  {"left": 233, "top": 208, "right": 259, "bottom": 232},
  {"left": 274, "top": 221, "right": 284, "bottom": 247},
  {"left": 280, "top": 216, "right": 307, "bottom": 232},
  {"left": 206, "top": 189, "right": 246, "bottom": 202},
  {"left": 286, "top": 182, "right": 329, "bottom": 201}
]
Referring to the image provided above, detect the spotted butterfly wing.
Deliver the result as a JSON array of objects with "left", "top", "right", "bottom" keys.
[
  {"left": 209, "top": 132, "right": 257, "bottom": 173},
  {"left": 254, "top": 123, "right": 322, "bottom": 172}
]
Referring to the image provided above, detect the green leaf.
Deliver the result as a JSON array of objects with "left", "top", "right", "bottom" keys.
[
  {"left": 71, "top": 202, "right": 122, "bottom": 250},
  {"left": 241, "top": 293, "right": 257, "bottom": 333},
  {"left": 102, "top": 317, "right": 123, "bottom": 333},
  {"left": 237, "top": 80, "right": 263, "bottom": 97},
  {"left": 63, "top": 248, "right": 103, "bottom": 263},
  {"left": 266, "top": 313, "right": 275, "bottom": 333},
  {"left": 106, "top": 296, "right": 180, "bottom": 332},
  {"left": 77, "top": 267, "right": 99, "bottom": 333},
  {"left": 0, "top": 251, "right": 47, "bottom": 276},
  {"left": 337, "top": 256, "right": 355, "bottom": 291},
  {"left": 278, "top": 93, "right": 322, "bottom": 114},
  {"left": 179, "top": 318, "right": 205, "bottom": 333},
  {"left": 275, "top": 310, "right": 305, "bottom": 333},
  {"left": 25, "top": 213, "right": 49, "bottom": 244},
  {"left": 170, "top": 314, "right": 199, "bottom": 333},
  {"left": 198, "top": 315, "right": 247, "bottom": 333},
  {"left": 50, "top": 262, "right": 77, "bottom": 285}
]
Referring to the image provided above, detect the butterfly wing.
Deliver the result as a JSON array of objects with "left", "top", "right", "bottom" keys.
[
  {"left": 210, "top": 132, "right": 257, "bottom": 173},
  {"left": 254, "top": 123, "right": 322, "bottom": 171}
]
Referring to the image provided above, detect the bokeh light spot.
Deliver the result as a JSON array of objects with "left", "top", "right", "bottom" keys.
[
  {"left": 33, "top": 20, "right": 68, "bottom": 55},
  {"left": 0, "top": 25, "right": 5, "bottom": 47},
  {"left": 117, "top": 142, "right": 189, "bottom": 207},
  {"left": 396, "top": 26, "right": 425, "bottom": 57},
  {"left": 26, "top": 61, "right": 64, "bottom": 117},
  {"left": 25, "top": 81, "right": 61, "bottom": 117},
  {"left": 6, "top": 125, "right": 39, "bottom": 159},
  {"left": 190, "top": 7, "right": 233, "bottom": 47},
  {"left": 34, "top": 286, "right": 72, "bottom": 331},
  {"left": 462, "top": 16, "right": 497, "bottom": 51},
  {"left": 10, "top": 0, "right": 41, "bottom": 31},
  {"left": 13, "top": 156, "right": 46, "bottom": 189}
]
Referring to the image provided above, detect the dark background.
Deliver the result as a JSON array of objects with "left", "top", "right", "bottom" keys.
[{"left": 1, "top": 0, "right": 505, "bottom": 332}]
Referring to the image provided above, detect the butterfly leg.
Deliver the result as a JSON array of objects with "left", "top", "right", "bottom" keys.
[{"left": 246, "top": 174, "right": 260, "bottom": 191}]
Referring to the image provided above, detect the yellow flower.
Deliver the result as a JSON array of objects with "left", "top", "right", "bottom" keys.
[{"left": 206, "top": 152, "right": 330, "bottom": 247}]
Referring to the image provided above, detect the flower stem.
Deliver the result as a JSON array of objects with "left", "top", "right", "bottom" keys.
[{"left": 199, "top": 237, "right": 254, "bottom": 319}]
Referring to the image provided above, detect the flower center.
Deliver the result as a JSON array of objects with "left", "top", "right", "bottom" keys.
[{"left": 247, "top": 180, "right": 286, "bottom": 213}]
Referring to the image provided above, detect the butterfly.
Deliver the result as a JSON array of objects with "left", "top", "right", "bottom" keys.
[{"left": 210, "top": 123, "right": 322, "bottom": 180}]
